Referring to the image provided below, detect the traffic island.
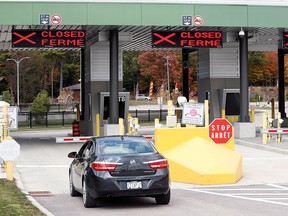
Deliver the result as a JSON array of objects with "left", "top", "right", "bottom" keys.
[{"left": 154, "top": 127, "right": 242, "bottom": 185}]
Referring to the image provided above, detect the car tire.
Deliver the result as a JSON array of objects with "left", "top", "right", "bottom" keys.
[
  {"left": 83, "top": 180, "right": 102, "bottom": 208},
  {"left": 155, "top": 189, "right": 170, "bottom": 205},
  {"left": 69, "top": 172, "right": 81, "bottom": 197}
]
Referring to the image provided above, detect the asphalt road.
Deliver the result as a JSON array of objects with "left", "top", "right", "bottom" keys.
[{"left": 12, "top": 133, "right": 288, "bottom": 216}]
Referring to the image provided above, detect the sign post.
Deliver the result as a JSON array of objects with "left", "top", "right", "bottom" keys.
[{"left": 209, "top": 118, "right": 233, "bottom": 144}]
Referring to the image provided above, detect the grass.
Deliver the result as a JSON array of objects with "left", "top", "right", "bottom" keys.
[{"left": 0, "top": 179, "right": 45, "bottom": 216}]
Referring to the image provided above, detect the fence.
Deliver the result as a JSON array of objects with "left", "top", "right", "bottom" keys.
[
  {"left": 129, "top": 109, "right": 168, "bottom": 123},
  {"left": 18, "top": 111, "right": 77, "bottom": 128},
  {"left": 17, "top": 109, "right": 168, "bottom": 128}
]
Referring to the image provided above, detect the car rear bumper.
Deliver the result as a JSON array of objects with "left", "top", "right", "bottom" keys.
[{"left": 85, "top": 170, "right": 170, "bottom": 199}]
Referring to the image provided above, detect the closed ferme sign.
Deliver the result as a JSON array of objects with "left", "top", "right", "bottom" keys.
[
  {"left": 152, "top": 31, "right": 222, "bottom": 48},
  {"left": 12, "top": 30, "right": 85, "bottom": 48}
]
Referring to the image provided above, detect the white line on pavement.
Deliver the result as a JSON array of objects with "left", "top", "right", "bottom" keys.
[
  {"left": 185, "top": 189, "right": 288, "bottom": 206},
  {"left": 16, "top": 165, "right": 69, "bottom": 168},
  {"left": 266, "top": 184, "right": 288, "bottom": 190}
]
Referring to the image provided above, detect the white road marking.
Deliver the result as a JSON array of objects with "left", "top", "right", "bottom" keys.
[
  {"left": 267, "top": 184, "right": 288, "bottom": 190},
  {"left": 243, "top": 157, "right": 288, "bottom": 160},
  {"left": 16, "top": 165, "right": 69, "bottom": 168},
  {"left": 191, "top": 188, "right": 286, "bottom": 191},
  {"left": 186, "top": 188, "right": 288, "bottom": 206}
]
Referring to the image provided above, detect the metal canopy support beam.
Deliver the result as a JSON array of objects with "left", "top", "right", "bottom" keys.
[
  {"left": 109, "top": 29, "right": 119, "bottom": 124},
  {"left": 239, "top": 31, "right": 250, "bottom": 122},
  {"left": 80, "top": 48, "right": 85, "bottom": 120},
  {"left": 182, "top": 48, "right": 189, "bottom": 100},
  {"left": 278, "top": 49, "right": 286, "bottom": 118}
]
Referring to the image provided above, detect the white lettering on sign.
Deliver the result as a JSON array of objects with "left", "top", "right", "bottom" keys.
[
  {"left": 0, "top": 139, "right": 20, "bottom": 161},
  {"left": 211, "top": 124, "right": 231, "bottom": 131},
  {"left": 118, "top": 96, "right": 126, "bottom": 102},
  {"left": 210, "top": 132, "right": 231, "bottom": 139}
]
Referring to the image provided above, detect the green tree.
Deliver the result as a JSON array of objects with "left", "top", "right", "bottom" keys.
[
  {"left": 123, "top": 51, "right": 142, "bottom": 93},
  {"left": 248, "top": 51, "right": 267, "bottom": 86},
  {"left": 29, "top": 90, "right": 50, "bottom": 124},
  {"left": 2, "top": 90, "right": 14, "bottom": 105}
]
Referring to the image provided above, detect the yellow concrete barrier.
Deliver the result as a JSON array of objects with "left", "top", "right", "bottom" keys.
[{"left": 155, "top": 127, "right": 242, "bottom": 185}]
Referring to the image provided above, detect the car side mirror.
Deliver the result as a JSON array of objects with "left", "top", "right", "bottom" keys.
[{"left": 68, "top": 151, "right": 77, "bottom": 158}]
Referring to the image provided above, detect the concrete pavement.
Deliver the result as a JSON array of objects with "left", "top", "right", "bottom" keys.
[{"left": 6, "top": 116, "right": 288, "bottom": 215}]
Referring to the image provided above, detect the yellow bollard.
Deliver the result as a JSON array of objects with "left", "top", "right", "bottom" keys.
[
  {"left": 155, "top": 118, "right": 159, "bottom": 125},
  {"left": 134, "top": 118, "right": 139, "bottom": 135},
  {"left": 271, "top": 98, "right": 275, "bottom": 119},
  {"left": 76, "top": 104, "right": 80, "bottom": 121},
  {"left": 251, "top": 108, "right": 255, "bottom": 123},
  {"left": 96, "top": 113, "right": 100, "bottom": 137},
  {"left": 204, "top": 100, "right": 209, "bottom": 127},
  {"left": 3, "top": 161, "right": 7, "bottom": 173},
  {"left": 262, "top": 112, "right": 267, "bottom": 144},
  {"left": 118, "top": 118, "right": 124, "bottom": 135},
  {"left": 221, "top": 109, "right": 225, "bottom": 119},
  {"left": 167, "top": 100, "right": 173, "bottom": 116},
  {"left": 277, "top": 112, "right": 282, "bottom": 143},
  {"left": 6, "top": 161, "right": 13, "bottom": 181},
  {"left": 267, "top": 113, "right": 271, "bottom": 142},
  {"left": 127, "top": 113, "right": 132, "bottom": 135}
]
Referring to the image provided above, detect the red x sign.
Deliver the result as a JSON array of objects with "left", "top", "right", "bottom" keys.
[
  {"left": 153, "top": 33, "right": 176, "bottom": 45},
  {"left": 13, "top": 32, "right": 37, "bottom": 45}
]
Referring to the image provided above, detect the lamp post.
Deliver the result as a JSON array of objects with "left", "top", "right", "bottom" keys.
[
  {"left": 6, "top": 57, "right": 31, "bottom": 107},
  {"left": 164, "top": 56, "right": 171, "bottom": 100}
]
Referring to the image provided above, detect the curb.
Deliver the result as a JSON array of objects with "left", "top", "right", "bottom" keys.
[
  {"left": 235, "top": 138, "right": 288, "bottom": 156},
  {"left": 14, "top": 166, "right": 55, "bottom": 216}
]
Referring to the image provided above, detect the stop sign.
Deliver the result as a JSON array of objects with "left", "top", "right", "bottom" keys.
[{"left": 209, "top": 118, "right": 233, "bottom": 144}]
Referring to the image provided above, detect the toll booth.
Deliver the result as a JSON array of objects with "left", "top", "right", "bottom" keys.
[{"left": 99, "top": 92, "right": 130, "bottom": 135}]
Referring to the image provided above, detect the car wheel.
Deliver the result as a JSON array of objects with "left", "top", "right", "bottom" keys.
[
  {"left": 69, "top": 172, "right": 81, "bottom": 197},
  {"left": 82, "top": 180, "right": 102, "bottom": 208},
  {"left": 155, "top": 189, "right": 170, "bottom": 205}
]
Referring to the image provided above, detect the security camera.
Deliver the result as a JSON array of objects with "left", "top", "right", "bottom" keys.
[{"left": 239, "top": 30, "right": 245, "bottom": 38}]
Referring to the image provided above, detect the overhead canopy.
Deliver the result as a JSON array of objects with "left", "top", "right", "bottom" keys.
[{"left": 0, "top": 0, "right": 287, "bottom": 51}]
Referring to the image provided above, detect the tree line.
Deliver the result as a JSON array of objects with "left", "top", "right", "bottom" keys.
[{"left": 0, "top": 50, "right": 284, "bottom": 105}]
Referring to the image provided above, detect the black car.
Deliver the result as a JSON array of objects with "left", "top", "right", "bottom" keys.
[{"left": 68, "top": 135, "right": 170, "bottom": 208}]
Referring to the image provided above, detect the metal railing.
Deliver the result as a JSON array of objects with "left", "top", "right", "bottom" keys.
[
  {"left": 129, "top": 109, "right": 167, "bottom": 123},
  {"left": 17, "top": 109, "right": 168, "bottom": 128},
  {"left": 18, "top": 111, "right": 76, "bottom": 128}
]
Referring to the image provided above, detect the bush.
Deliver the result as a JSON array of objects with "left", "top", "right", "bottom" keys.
[
  {"left": 2, "top": 90, "right": 14, "bottom": 105},
  {"left": 29, "top": 90, "right": 50, "bottom": 124}
]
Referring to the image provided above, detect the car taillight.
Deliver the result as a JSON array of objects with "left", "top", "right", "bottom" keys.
[
  {"left": 145, "top": 159, "right": 168, "bottom": 170},
  {"left": 91, "top": 162, "right": 122, "bottom": 171}
]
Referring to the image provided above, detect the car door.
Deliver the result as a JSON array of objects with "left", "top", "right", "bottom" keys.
[{"left": 72, "top": 142, "right": 89, "bottom": 190}]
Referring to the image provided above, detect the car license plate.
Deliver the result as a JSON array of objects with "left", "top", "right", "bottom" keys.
[{"left": 127, "top": 181, "right": 142, "bottom": 189}]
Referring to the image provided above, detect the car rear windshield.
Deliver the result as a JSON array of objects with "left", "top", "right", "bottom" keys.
[{"left": 95, "top": 136, "right": 156, "bottom": 155}]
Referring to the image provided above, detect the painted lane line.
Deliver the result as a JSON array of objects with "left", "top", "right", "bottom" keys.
[
  {"left": 16, "top": 165, "right": 69, "bottom": 168},
  {"left": 263, "top": 198, "right": 288, "bottom": 200},
  {"left": 191, "top": 188, "right": 288, "bottom": 191},
  {"left": 266, "top": 184, "right": 288, "bottom": 190},
  {"left": 185, "top": 189, "right": 288, "bottom": 206},
  {"left": 230, "top": 193, "right": 288, "bottom": 196}
]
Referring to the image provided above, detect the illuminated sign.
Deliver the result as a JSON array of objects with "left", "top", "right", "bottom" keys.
[
  {"left": 12, "top": 30, "right": 85, "bottom": 48},
  {"left": 283, "top": 32, "right": 288, "bottom": 48},
  {"left": 152, "top": 31, "right": 222, "bottom": 48}
]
